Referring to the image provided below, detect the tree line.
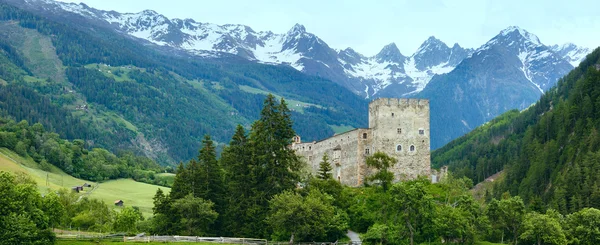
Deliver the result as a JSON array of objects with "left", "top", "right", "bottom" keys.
[{"left": 0, "top": 117, "right": 169, "bottom": 185}]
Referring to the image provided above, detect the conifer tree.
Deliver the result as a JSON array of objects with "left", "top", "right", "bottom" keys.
[
  {"left": 247, "top": 95, "right": 303, "bottom": 237},
  {"left": 220, "top": 125, "right": 254, "bottom": 236},
  {"left": 250, "top": 95, "right": 301, "bottom": 197},
  {"left": 196, "top": 134, "right": 225, "bottom": 233},
  {"left": 170, "top": 162, "right": 189, "bottom": 200},
  {"left": 318, "top": 153, "right": 333, "bottom": 179},
  {"left": 197, "top": 134, "right": 223, "bottom": 204}
]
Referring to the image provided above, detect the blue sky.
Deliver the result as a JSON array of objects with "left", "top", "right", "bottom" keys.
[{"left": 57, "top": 0, "right": 600, "bottom": 56}]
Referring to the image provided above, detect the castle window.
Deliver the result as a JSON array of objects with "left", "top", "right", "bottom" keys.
[
  {"left": 309, "top": 146, "right": 312, "bottom": 150},
  {"left": 308, "top": 156, "right": 312, "bottom": 161},
  {"left": 391, "top": 113, "right": 395, "bottom": 117},
  {"left": 397, "top": 128, "right": 401, "bottom": 134},
  {"left": 410, "top": 145, "right": 415, "bottom": 152},
  {"left": 419, "top": 129, "right": 425, "bottom": 135},
  {"left": 362, "top": 133, "right": 367, "bottom": 139},
  {"left": 365, "top": 148, "right": 370, "bottom": 155},
  {"left": 396, "top": 144, "right": 402, "bottom": 152}
]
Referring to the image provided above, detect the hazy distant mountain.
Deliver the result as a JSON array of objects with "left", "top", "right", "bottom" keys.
[
  {"left": 550, "top": 43, "right": 591, "bottom": 67},
  {"left": 419, "top": 26, "right": 575, "bottom": 148}
]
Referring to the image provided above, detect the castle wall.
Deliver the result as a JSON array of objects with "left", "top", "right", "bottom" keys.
[
  {"left": 369, "top": 98, "right": 431, "bottom": 180},
  {"left": 292, "top": 129, "right": 371, "bottom": 186},
  {"left": 292, "top": 98, "right": 431, "bottom": 186}
]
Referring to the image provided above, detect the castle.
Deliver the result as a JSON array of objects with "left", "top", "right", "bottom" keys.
[{"left": 291, "top": 98, "right": 431, "bottom": 186}]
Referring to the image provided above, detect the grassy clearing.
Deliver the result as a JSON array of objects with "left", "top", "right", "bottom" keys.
[
  {"left": 92, "top": 179, "right": 168, "bottom": 216},
  {"left": 329, "top": 124, "right": 355, "bottom": 134},
  {"left": 0, "top": 148, "right": 169, "bottom": 217},
  {"left": 84, "top": 63, "right": 145, "bottom": 82},
  {"left": 239, "top": 85, "right": 322, "bottom": 113}
]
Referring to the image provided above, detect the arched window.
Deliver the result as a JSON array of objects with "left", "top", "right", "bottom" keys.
[
  {"left": 410, "top": 145, "right": 415, "bottom": 152},
  {"left": 391, "top": 113, "right": 395, "bottom": 117},
  {"left": 396, "top": 144, "right": 402, "bottom": 152},
  {"left": 362, "top": 133, "right": 367, "bottom": 139},
  {"left": 309, "top": 146, "right": 312, "bottom": 150},
  {"left": 365, "top": 148, "right": 370, "bottom": 155}
]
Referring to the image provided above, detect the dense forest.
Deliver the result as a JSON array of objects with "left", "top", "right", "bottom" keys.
[{"left": 432, "top": 48, "right": 600, "bottom": 214}]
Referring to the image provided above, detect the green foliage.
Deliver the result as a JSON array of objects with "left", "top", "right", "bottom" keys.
[
  {"left": 520, "top": 209, "right": 566, "bottom": 245},
  {"left": 41, "top": 191, "right": 64, "bottom": 228},
  {"left": 486, "top": 196, "right": 526, "bottom": 244},
  {"left": 113, "top": 207, "right": 142, "bottom": 234},
  {"left": 267, "top": 189, "right": 348, "bottom": 243},
  {"left": 564, "top": 208, "right": 600, "bottom": 245},
  {"left": 366, "top": 151, "right": 397, "bottom": 192},
  {"left": 0, "top": 171, "right": 55, "bottom": 244},
  {"left": 318, "top": 153, "right": 333, "bottom": 179},
  {"left": 171, "top": 194, "right": 218, "bottom": 236}
]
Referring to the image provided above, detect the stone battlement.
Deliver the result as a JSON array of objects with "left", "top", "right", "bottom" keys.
[{"left": 369, "top": 98, "right": 429, "bottom": 107}]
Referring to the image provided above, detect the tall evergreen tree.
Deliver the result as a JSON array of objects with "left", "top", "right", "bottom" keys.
[
  {"left": 197, "top": 135, "right": 223, "bottom": 203},
  {"left": 220, "top": 125, "right": 254, "bottom": 236},
  {"left": 318, "top": 153, "right": 333, "bottom": 180},
  {"left": 196, "top": 134, "right": 225, "bottom": 233},
  {"left": 170, "top": 162, "right": 189, "bottom": 200},
  {"left": 247, "top": 95, "right": 303, "bottom": 237}
]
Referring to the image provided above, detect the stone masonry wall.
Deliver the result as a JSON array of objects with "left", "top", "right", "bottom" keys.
[
  {"left": 369, "top": 98, "right": 431, "bottom": 180},
  {"left": 292, "top": 129, "right": 371, "bottom": 186}
]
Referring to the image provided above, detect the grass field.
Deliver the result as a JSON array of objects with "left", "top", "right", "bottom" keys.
[
  {"left": 239, "top": 85, "right": 322, "bottom": 113},
  {"left": 0, "top": 148, "right": 169, "bottom": 217}
]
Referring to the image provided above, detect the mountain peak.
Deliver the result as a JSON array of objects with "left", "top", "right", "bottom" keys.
[
  {"left": 140, "top": 9, "right": 159, "bottom": 16},
  {"left": 414, "top": 36, "right": 449, "bottom": 56},
  {"left": 499, "top": 26, "right": 541, "bottom": 45},
  {"left": 375, "top": 42, "right": 405, "bottom": 63},
  {"left": 287, "top": 23, "right": 306, "bottom": 35}
]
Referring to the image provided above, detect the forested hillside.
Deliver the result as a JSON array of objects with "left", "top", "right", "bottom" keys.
[
  {"left": 432, "top": 48, "right": 600, "bottom": 213},
  {"left": 0, "top": 2, "right": 368, "bottom": 163}
]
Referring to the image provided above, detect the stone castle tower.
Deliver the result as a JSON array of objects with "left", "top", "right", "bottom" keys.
[{"left": 292, "top": 98, "right": 431, "bottom": 186}]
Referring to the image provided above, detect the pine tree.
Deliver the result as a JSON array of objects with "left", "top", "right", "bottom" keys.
[
  {"left": 170, "top": 162, "right": 190, "bottom": 200},
  {"left": 197, "top": 134, "right": 223, "bottom": 203},
  {"left": 247, "top": 95, "right": 303, "bottom": 237},
  {"left": 317, "top": 153, "right": 333, "bottom": 179},
  {"left": 221, "top": 125, "right": 254, "bottom": 237},
  {"left": 196, "top": 134, "right": 225, "bottom": 233},
  {"left": 250, "top": 95, "right": 301, "bottom": 197}
]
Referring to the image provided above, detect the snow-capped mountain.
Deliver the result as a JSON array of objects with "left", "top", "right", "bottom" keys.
[
  {"left": 338, "top": 38, "right": 473, "bottom": 97},
  {"left": 13, "top": 0, "right": 474, "bottom": 97},
  {"left": 550, "top": 43, "right": 591, "bottom": 67},
  {"left": 418, "top": 26, "right": 575, "bottom": 149}
]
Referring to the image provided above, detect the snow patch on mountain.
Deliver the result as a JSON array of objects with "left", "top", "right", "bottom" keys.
[{"left": 551, "top": 43, "right": 591, "bottom": 67}]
